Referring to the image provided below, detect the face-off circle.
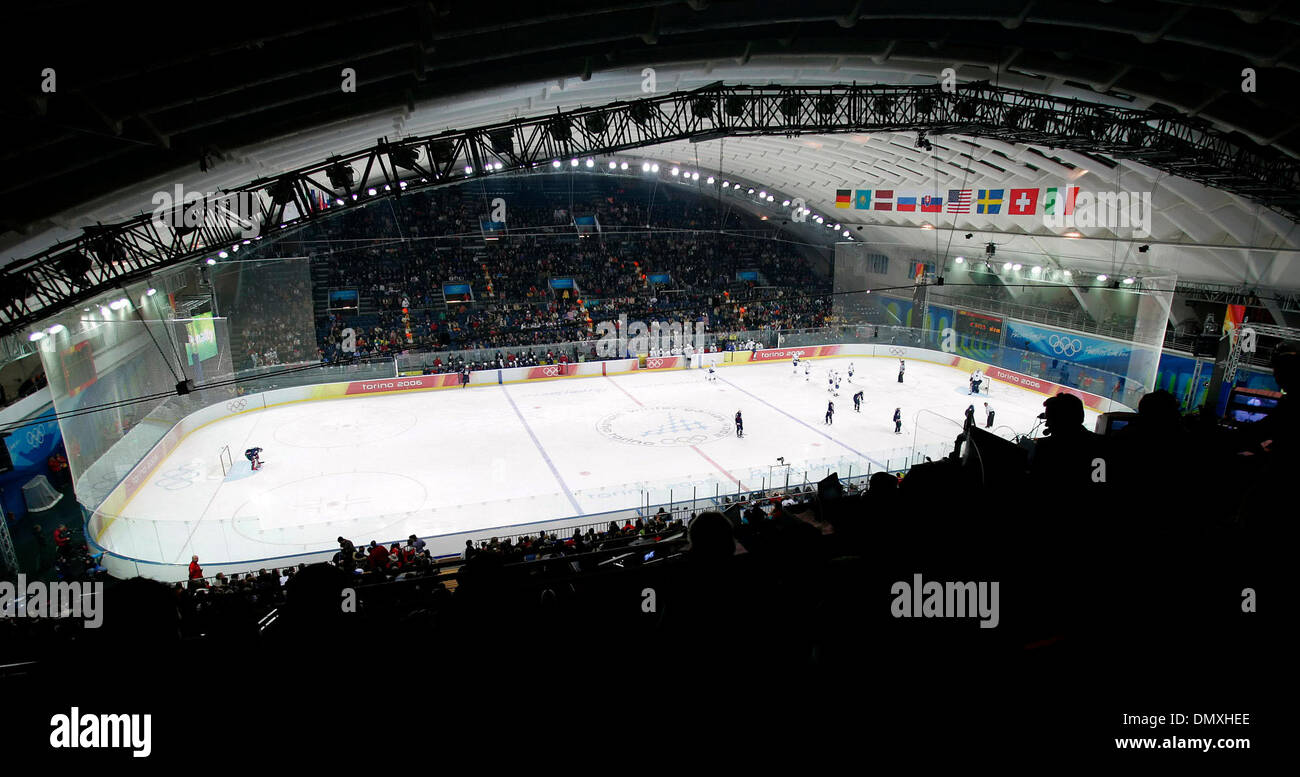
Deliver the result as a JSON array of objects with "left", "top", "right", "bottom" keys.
[{"left": 597, "top": 406, "right": 732, "bottom": 447}]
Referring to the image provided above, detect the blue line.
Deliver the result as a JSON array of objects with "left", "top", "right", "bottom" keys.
[
  {"left": 500, "top": 385, "right": 585, "bottom": 516},
  {"left": 716, "top": 375, "right": 889, "bottom": 471}
]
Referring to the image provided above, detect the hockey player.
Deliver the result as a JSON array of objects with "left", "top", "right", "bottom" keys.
[
  {"left": 735, "top": 410, "right": 744, "bottom": 438},
  {"left": 707, "top": 364, "right": 717, "bottom": 381},
  {"left": 984, "top": 402, "right": 995, "bottom": 429},
  {"left": 897, "top": 359, "right": 905, "bottom": 383},
  {"left": 804, "top": 363, "right": 811, "bottom": 381},
  {"left": 853, "top": 390, "right": 863, "bottom": 412},
  {"left": 847, "top": 362, "right": 855, "bottom": 382},
  {"left": 893, "top": 408, "right": 902, "bottom": 434},
  {"left": 834, "top": 374, "right": 842, "bottom": 393},
  {"left": 825, "top": 400, "right": 835, "bottom": 425},
  {"left": 792, "top": 354, "right": 800, "bottom": 372},
  {"left": 827, "top": 372, "right": 835, "bottom": 393},
  {"left": 245, "top": 447, "right": 264, "bottom": 471},
  {"left": 970, "top": 370, "right": 983, "bottom": 395}
]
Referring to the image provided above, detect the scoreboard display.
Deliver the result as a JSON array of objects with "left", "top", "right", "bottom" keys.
[{"left": 956, "top": 310, "right": 1003, "bottom": 342}]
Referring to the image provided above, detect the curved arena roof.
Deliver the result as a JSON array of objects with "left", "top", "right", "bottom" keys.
[{"left": 3, "top": 1, "right": 1298, "bottom": 293}]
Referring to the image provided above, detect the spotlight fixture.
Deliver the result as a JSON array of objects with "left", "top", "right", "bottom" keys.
[
  {"left": 651, "top": 164, "right": 659, "bottom": 172},
  {"left": 585, "top": 158, "right": 595, "bottom": 168},
  {"left": 782, "top": 200, "right": 790, "bottom": 206},
  {"left": 1062, "top": 269, "right": 1072, "bottom": 278},
  {"left": 954, "top": 256, "right": 964, "bottom": 264},
  {"left": 1097, "top": 274, "right": 1108, "bottom": 282},
  {"left": 553, "top": 160, "right": 562, "bottom": 168},
  {"left": 671, "top": 167, "right": 679, "bottom": 176},
  {"left": 1002, "top": 262, "right": 1012, "bottom": 271},
  {"left": 1123, "top": 277, "right": 1135, "bottom": 284},
  {"left": 620, "top": 162, "right": 629, "bottom": 170},
  {"left": 205, "top": 258, "right": 216, "bottom": 265},
  {"left": 608, "top": 161, "right": 617, "bottom": 169},
  {"left": 146, "top": 288, "right": 157, "bottom": 296},
  {"left": 641, "top": 162, "right": 650, "bottom": 172},
  {"left": 28, "top": 331, "right": 44, "bottom": 342},
  {"left": 707, "top": 176, "right": 714, "bottom": 184},
  {"left": 1012, "top": 263, "right": 1022, "bottom": 271},
  {"left": 570, "top": 159, "right": 579, "bottom": 167}
]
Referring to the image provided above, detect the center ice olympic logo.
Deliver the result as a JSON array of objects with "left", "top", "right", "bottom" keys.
[
  {"left": 597, "top": 406, "right": 732, "bottom": 447},
  {"left": 227, "top": 398, "right": 248, "bottom": 413},
  {"left": 1047, "top": 335, "right": 1083, "bottom": 357}
]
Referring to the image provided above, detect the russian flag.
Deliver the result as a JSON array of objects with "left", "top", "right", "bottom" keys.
[{"left": 896, "top": 195, "right": 918, "bottom": 212}]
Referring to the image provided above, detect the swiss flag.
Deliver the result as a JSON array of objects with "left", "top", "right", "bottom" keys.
[{"left": 1008, "top": 188, "right": 1039, "bottom": 215}]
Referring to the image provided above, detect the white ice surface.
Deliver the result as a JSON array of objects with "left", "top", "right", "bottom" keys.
[{"left": 103, "top": 356, "right": 1095, "bottom": 564}]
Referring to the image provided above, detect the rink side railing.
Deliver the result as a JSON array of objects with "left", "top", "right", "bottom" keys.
[{"left": 81, "top": 333, "right": 1134, "bottom": 582}]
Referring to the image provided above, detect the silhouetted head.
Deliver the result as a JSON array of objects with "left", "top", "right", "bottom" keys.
[
  {"left": 1137, "top": 389, "right": 1181, "bottom": 430},
  {"left": 1041, "top": 393, "right": 1084, "bottom": 433},
  {"left": 687, "top": 511, "right": 735, "bottom": 562},
  {"left": 1273, "top": 340, "right": 1299, "bottom": 394}
]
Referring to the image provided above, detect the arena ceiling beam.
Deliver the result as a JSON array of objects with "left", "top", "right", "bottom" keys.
[{"left": 4, "top": 81, "right": 1299, "bottom": 338}]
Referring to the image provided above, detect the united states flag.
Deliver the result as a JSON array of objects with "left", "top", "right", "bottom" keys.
[{"left": 946, "top": 189, "right": 972, "bottom": 213}]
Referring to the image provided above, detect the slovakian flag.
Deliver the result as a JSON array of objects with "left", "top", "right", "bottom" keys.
[
  {"left": 835, "top": 189, "right": 852, "bottom": 208},
  {"left": 1044, "top": 186, "right": 1078, "bottom": 216},
  {"left": 896, "top": 194, "right": 918, "bottom": 212},
  {"left": 1008, "top": 188, "right": 1039, "bottom": 215},
  {"left": 976, "top": 189, "right": 1005, "bottom": 214},
  {"left": 872, "top": 190, "right": 894, "bottom": 211},
  {"left": 855, "top": 190, "right": 871, "bottom": 209},
  {"left": 920, "top": 194, "right": 944, "bottom": 212},
  {"left": 946, "top": 189, "right": 972, "bottom": 213}
]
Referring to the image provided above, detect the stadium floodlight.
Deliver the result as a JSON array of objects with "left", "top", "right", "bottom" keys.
[
  {"left": 47, "top": 323, "right": 66, "bottom": 334},
  {"left": 585, "top": 158, "right": 595, "bottom": 168},
  {"left": 1062, "top": 269, "right": 1072, "bottom": 277},
  {"left": 1097, "top": 274, "right": 1108, "bottom": 281},
  {"left": 608, "top": 161, "right": 617, "bottom": 169},
  {"left": 782, "top": 200, "right": 790, "bottom": 206},
  {"left": 650, "top": 163, "right": 659, "bottom": 172},
  {"left": 748, "top": 188, "right": 755, "bottom": 194},
  {"left": 1123, "top": 277, "right": 1135, "bottom": 284},
  {"left": 109, "top": 298, "right": 129, "bottom": 310},
  {"left": 642, "top": 162, "right": 650, "bottom": 172},
  {"left": 843, "top": 230, "right": 850, "bottom": 237},
  {"left": 1031, "top": 265, "right": 1042, "bottom": 275},
  {"left": 218, "top": 251, "right": 229, "bottom": 259},
  {"left": 954, "top": 256, "right": 964, "bottom": 264},
  {"left": 671, "top": 167, "right": 679, "bottom": 176},
  {"left": 206, "top": 258, "right": 216, "bottom": 265},
  {"left": 692, "top": 172, "right": 699, "bottom": 180},
  {"left": 722, "top": 182, "right": 730, "bottom": 188},
  {"left": 146, "top": 288, "right": 157, "bottom": 296},
  {"left": 28, "top": 331, "right": 44, "bottom": 341},
  {"left": 230, "top": 243, "right": 240, "bottom": 252},
  {"left": 368, "top": 187, "right": 379, "bottom": 195},
  {"left": 707, "top": 176, "right": 714, "bottom": 184},
  {"left": 336, "top": 198, "right": 346, "bottom": 206},
  {"left": 570, "top": 159, "right": 579, "bottom": 167},
  {"left": 620, "top": 162, "right": 629, "bottom": 170},
  {"left": 1002, "top": 262, "right": 1012, "bottom": 271},
  {"left": 99, "top": 306, "right": 110, "bottom": 317},
  {"left": 758, "top": 190, "right": 766, "bottom": 198},
  {"left": 833, "top": 224, "right": 840, "bottom": 230},
  {"left": 1012, "top": 263, "right": 1022, "bottom": 271},
  {"left": 493, "top": 162, "right": 503, "bottom": 170},
  {"left": 767, "top": 195, "right": 774, "bottom": 201},
  {"left": 553, "top": 160, "right": 563, "bottom": 168}
]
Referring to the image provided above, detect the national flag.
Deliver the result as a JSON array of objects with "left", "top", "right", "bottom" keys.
[
  {"left": 976, "top": 189, "right": 1005, "bottom": 214},
  {"left": 896, "top": 195, "right": 918, "bottom": 212},
  {"left": 946, "top": 189, "right": 972, "bottom": 213},
  {"left": 872, "top": 190, "right": 894, "bottom": 211},
  {"left": 920, "top": 194, "right": 944, "bottom": 213},
  {"left": 835, "top": 189, "right": 852, "bottom": 208},
  {"left": 854, "top": 190, "right": 871, "bottom": 209},
  {"left": 1008, "top": 188, "right": 1039, "bottom": 215},
  {"left": 1044, "top": 186, "right": 1078, "bottom": 216}
]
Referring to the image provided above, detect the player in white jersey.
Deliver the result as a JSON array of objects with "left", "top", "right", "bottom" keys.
[
  {"left": 848, "top": 362, "right": 855, "bottom": 382},
  {"left": 804, "top": 363, "right": 811, "bottom": 380}
]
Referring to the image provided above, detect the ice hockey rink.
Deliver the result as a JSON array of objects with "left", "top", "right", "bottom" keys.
[{"left": 100, "top": 356, "right": 1098, "bottom": 566}]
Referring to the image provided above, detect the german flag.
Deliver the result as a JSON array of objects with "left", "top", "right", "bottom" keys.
[{"left": 835, "top": 189, "right": 852, "bottom": 208}]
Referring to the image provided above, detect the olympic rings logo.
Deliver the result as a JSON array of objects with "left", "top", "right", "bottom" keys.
[
  {"left": 542, "top": 366, "right": 560, "bottom": 377},
  {"left": 227, "top": 399, "right": 248, "bottom": 413},
  {"left": 1047, "top": 335, "right": 1083, "bottom": 357},
  {"left": 26, "top": 425, "right": 46, "bottom": 447},
  {"left": 155, "top": 465, "right": 202, "bottom": 491},
  {"left": 886, "top": 347, "right": 906, "bottom": 357},
  {"left": 646, "top": 358, "right": 664, "bottom": 369}
]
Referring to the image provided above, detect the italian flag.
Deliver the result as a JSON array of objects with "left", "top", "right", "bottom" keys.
[{"left": 1044, "top": 186, "right": 1078, "bottom": 216}]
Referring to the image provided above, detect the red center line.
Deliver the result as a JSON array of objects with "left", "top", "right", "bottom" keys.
[{"left": 604, "top": 375, "right": 740, "bottom": 486}]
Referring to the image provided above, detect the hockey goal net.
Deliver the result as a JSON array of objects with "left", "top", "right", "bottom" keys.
[{"left": 218, "top": 445, "right": 234, "bottom": 477}]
